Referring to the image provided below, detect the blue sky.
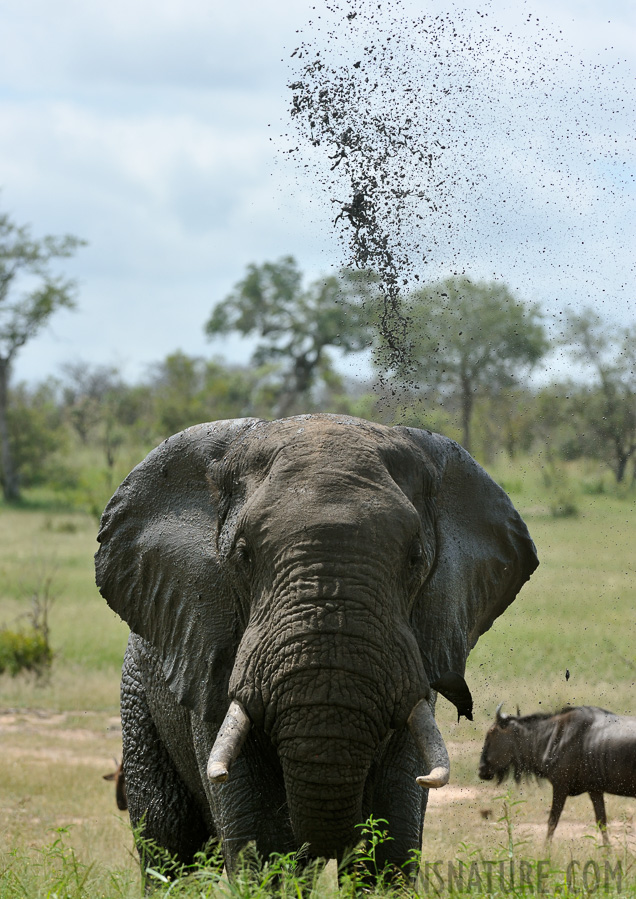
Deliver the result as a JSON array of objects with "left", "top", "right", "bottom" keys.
[{"left": 0, "top": 0, "right": 634, "bottom": 386}]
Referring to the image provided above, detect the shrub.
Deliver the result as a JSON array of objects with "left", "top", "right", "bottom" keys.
[
  {"left": 540, "top": 459, "right": 579, "bottom": 519},
  {"left": 0, "top": 627, "right": 52, "bottom": 677}
]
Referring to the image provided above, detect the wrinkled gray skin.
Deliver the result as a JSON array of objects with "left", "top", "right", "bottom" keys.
[{"left": 95, "top": 415, "right": 538, "bottom": 878}]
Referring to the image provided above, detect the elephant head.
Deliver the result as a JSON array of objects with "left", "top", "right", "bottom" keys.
[{"left": 95, "top": 414, "right": 537, "bottom": 858}]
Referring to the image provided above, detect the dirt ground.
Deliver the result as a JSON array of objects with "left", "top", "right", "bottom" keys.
[
  {"left": 423, "top": 736, "right": 636, "bottom": 873},
  {"left": 0, "top": 707, "right": 134, "bottom": 873},
  {"left": 3, "top": 708, "right": 635, "bottom": 884}
]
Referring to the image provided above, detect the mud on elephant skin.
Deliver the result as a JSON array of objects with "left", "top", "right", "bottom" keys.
[{"left": 95, "top": 414, "right": 538, "bottom": 879}]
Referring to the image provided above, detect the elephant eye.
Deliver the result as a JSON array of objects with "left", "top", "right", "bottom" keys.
[
  {"left": 234, "top": 537, "right": 251, "bottom": 567},
  {"left": 408, "top": 538, "right": 424, "bottom": 568}
]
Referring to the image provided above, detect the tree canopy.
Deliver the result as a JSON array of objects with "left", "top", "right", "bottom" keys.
[
  {"left": 401, "top": 277, "right": 548, "bottom": 452},
  {"left": 205, "top": 256, "right": 376, "bottom": 416},
  {"left": 562, "top": 308, "right": 636, "bottom": 483},
  {"left": 0, "top": 206, "right": 86, "bottom": 500},
  {"left": 4, "top": 241, "right": 636, "bottom": 502}
]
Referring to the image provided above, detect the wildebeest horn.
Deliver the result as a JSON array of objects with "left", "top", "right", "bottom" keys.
[
  {"left": 496, "top": 702, "right": 507, "bottom": 723},
  {"left": 207, "top": 700, "right": 251, "bottom": 783},
  {"left": 516, "top": 705, "right": 521, "bottom": 717},
  {"left": 408, "top": 698, "right": 450, "bottom": 789}
]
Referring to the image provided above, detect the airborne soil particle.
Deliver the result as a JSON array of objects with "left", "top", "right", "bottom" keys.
[{"left": 287, "top": 0, "right": 631, "bottom": 388}]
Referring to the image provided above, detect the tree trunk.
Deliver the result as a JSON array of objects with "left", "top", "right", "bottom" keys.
[
  {"left": 0, "top": 357, "right": 20, "bottom": 501},
  {"left": 614, "top": 452, "right": 628, "bottom": 484},
  {"left": 612, "top": 431, "right": 636, "bottom": 484},
  {"left": 273, "top": 386, "right": 299, "bottom": 419},
  {"left": 461, "top": 379, "right": 474, "bottom": 454}
]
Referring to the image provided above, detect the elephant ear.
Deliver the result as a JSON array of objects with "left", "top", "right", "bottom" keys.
[
  {"left": 399, "top": 429, "right": 538, "bottom": 693},
  {"left": 95, "top": 418, "right": 260, "bottom": 722}
]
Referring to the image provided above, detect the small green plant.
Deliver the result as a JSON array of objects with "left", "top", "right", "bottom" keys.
[
  {"left": 0, "top": 552, "right": 57, "bottom": 678},
  {"left": 0, "top": 626, "right": 51, "bottom": 676},
  {"left": 498, "top": 478, "right": 524, "bottom": 496},
  {"left": 540, "top": 458, "right": 579, "bottom": 518},
  {"left": 44, "top": 515, "right": 79, "bottom": 533},
  {"left": 133, "top": 817, "right": 414, "bottom": 898},
  {"left": 354, "top": 815, "right": 394, "bottom": 877},
  {"left": 581, "top": 477, "right": 606, "bottom": 496},
  {"left": 337, "top": 816, "right": 417, "bottom": 896},
  {"left": 139, "top": 838, "right": 322, "bottom": 898},
  {"left": 0, "top": 827, "right": 137, "bottom": 898},
  {"left": 494, "top": 790, "right": 529, "bottom": 862}
]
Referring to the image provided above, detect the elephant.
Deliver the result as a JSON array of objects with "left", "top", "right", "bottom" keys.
[{"left": 95, "top": 414, "right": 538, "bottom": 882}]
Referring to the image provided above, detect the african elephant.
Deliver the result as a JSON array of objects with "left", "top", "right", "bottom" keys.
[{"left": 95, "top": 414, "right": 538, "bottom": 880}]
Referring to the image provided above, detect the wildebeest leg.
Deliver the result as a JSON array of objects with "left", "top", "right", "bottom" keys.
[
  {"left": 546, "top": 789, "right": 567, "bottom": 842},
  {"left": 589, "top": 791, "right": 609, "bottom": 846}
]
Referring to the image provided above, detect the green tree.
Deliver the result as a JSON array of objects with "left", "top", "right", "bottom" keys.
[
  {"left": 148, "top": 351, "right": 211, "bottom": 435},
  {"left": 197, "top": 358, "right": 282, "bottom": 423},
  {"left": 403, "top": 278, "right": 548, "bottom": 453},
  {"left": 61, "top": 361, "right": 122, "bottom": 445},
  {"left": 147, "top": 351, "right": 281, "bottom": 437},
  {"left": 471, "top": 388, "right": 539, "bottom": 463},
  {"left": 60, "top": 361, "right": 143, "bottom": 485},
  {"left": 205, "top": 256, "right": 375, "bottom": 417},
  {"left": 0, "top": 207, "right": 85, "bottom": 500},
  {"left": 563, "top": 308, "right": 636, "bottom": 483},
  {"left": 6, "top": 380, "right": 69, "bottom": 489},
  {"left": 531, "top": 384, "right": 580, "bottom": 461}
]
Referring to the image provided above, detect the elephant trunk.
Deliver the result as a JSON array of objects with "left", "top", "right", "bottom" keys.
[
  {"left": 226, "top": 573, "right": 443, "bottom": 856},
  {"left": 273, "top": 702, "right": 381, "bottom": 857},
  {"left": 261, "top": 642, "right": 414, "bottom": 857}
]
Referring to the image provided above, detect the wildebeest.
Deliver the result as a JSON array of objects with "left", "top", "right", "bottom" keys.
[
  {"left": 103, "top": 759, "right": 128, "bottom": 811},
  {"left": 479, "top": 704, "right": 636, "bottom": 844}
]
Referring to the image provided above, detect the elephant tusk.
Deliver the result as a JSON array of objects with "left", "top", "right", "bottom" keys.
[
  {"left": 408, "top": 698, "right": 450, "bottom": 790},
  {"left": 416, "top": 767, "right": 450, "bottom": 789},
  {"left": 207, "top": 700, "right": 251, "bottom": 783}
]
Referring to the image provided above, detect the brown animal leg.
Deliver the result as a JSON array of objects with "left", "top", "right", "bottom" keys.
[
  {"left": 547, "top": 789, "right": 567, "bottom": 842},
  {"left": 589, "top": 791, "right": 609, "bottom": 846}
]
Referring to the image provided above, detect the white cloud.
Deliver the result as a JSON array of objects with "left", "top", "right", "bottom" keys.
[{"left": 0, "top": 0, "right": 633, "bottom": 385}]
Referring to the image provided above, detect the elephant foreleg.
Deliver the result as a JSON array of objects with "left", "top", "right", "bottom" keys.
[
  {"left": 352, "top": 729, "right": 427, "bottom": 886},
  {"left": 121, "top": 645, "right": 212, "bottom": 880},
  {"left": 203, "top": 728, "right": 298, "bottom": 876}
]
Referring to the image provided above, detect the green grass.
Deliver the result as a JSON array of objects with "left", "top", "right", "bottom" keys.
[
  {"left": 0, "top": 507, "right": 129, "bottom": 710},
  {"left": 1, "top": 458, "right": 636, "bottom": 895},
  {"left": 468, "top": 463, "right": 636, "bottom": 714}
]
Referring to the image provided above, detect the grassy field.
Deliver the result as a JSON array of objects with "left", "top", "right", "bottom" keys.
[{"left": 0, "top": 457, "right": 635, "bottom": 895}]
